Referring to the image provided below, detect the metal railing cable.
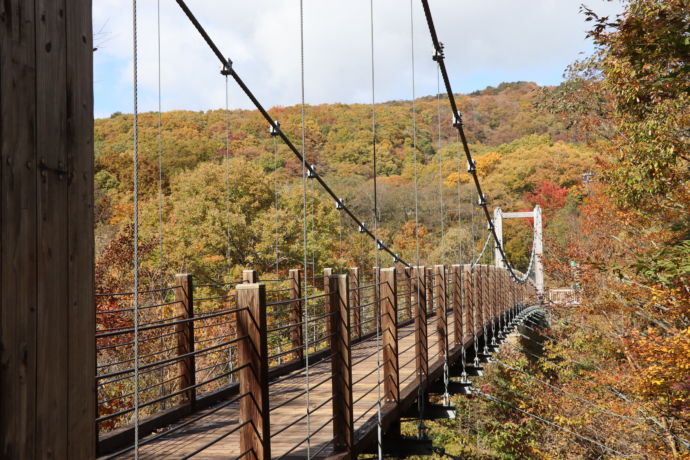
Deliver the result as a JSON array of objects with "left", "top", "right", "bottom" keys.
[
  {"left": 418, "top": 0, "right": 534, "bottom": 284},
  {"left": 173, "top": 0, "right": 409, "bottom": 268}
]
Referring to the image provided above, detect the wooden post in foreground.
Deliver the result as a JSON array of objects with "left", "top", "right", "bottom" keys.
[
  {"left": 237, "top": 283, "right": 270, "bottom": 460},
  {"left": 175, "top": 274, "right": 196, "bottom": 406},
  {"left": 289, "top": 269, "right": 303, "bottom": 361},
  {"left": 329, "top": 274, "right": 354, "bottom": 455},
  {"left": 413, "top": 266, "right": 428, "bottom": 386},
  {"left": 381, "top": 268, "right": 399, "bottom": 403},
  {"left": 1, "top": 1, "right": 96, "bottom": 456}
]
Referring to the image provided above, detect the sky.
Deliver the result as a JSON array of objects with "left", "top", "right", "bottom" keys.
[{"left": 92, "top": 0, "right": 623, "bottom": 119}]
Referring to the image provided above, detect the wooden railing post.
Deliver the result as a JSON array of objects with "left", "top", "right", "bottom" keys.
[
  {"left": 329, "top": 274, "right": 354, "bottom": 455},
  {"left": 380, "top": 268, "right": 399, "bottom": 403},
  {"left": 404, "top": 267, "right": 413, "bottom": 321},
  {"left": 413, "top": 266, "right": 428, "bottom": 386},
  {"left": 452, "top": 265, "right": 462, "bottom": 348},
  {"left": 462, "top": 265, "right": 473, "bottom": 344},
  {"left": 323, "top": 268, "right": 333, "bottom": 339},
  {"left": 237, "top": 283, "right": 270, "bottom": 460},
  {"left": 175, "top": 273, "right": 196, "bottom": 406},
  {"left": 243, "top": 269, "right": 258, "bottom": 284},
  {"left": 373, "top": 266, "right": 381, "bottom": 324},
  {"left": 289, "top": 269, "right": 303, "bottom": 361},
  {"left": 350, "top": 268, "right": 361, "bottom": 340},
  {"left": 434, "top": 265, "right": 447, "bottom": 360},
  {"left": 425, "top": 266, "right": 433, "bottom": 318}
]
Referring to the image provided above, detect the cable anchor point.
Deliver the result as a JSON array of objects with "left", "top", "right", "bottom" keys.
[
  {"left": 467, "top": 159, "right": 476, "bottom": 174},
  {"left": 307, "top": 164, "right": 317, "bottom": 179},
  {"left": 269, "top": 121, "right": 280, "bottom": 136},
  {"left": 432, "top": 42, "right": 445, "bottom": 62},
  {"left": 220, "top": 58, "right": 233, "bottom": 76}
]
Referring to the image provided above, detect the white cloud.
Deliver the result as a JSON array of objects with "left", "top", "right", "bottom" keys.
[{"left": 92, "top": 0, "right": 622, "bottom": 116}]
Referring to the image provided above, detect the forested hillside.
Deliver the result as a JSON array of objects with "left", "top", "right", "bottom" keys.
[{"left": 95, "top": 81, "right": 589, "bottom": 292}]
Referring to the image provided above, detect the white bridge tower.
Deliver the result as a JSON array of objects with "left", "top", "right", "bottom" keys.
[{"left": 493, "top": 205, "right": 544, "bottom": 296}]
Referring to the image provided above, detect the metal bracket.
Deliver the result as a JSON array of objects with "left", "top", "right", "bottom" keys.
[
  {"left": 269, "top": 121, "right": 280, "bottom": 136},
  {"left": 220, "top": 58, "right": 233, "bottom": 76},
  {"left": 307, "top": 164, "right": 316, "bottom": 178},
  {"left": 432, "top": 42, "right": 445, "bottom": 61}
]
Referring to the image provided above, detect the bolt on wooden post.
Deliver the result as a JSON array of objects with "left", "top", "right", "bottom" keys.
[
  {"left": 175, "top": 273, "right": 196, "bottom": 406},
  {"left": 329, "top": 274, "right": 354, "bottom": 455},
  {"left": 237, "top": 283, "right": 271, "bottom": 460},
  {"left": 289, "top": 269, "right": 303, "bottom": 361},
  {"left": 380, "top": 268, "right": 399, "bottom": 404}
]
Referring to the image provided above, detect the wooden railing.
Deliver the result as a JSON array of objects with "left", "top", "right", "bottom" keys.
[{"left": 95, "top": 264, "right": 537, "bottom": 457}]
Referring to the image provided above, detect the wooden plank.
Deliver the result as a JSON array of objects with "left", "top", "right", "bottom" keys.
[
  {"left": 1, "top": 0, "right": 38, "bottom": 457},
  {"left": 175, "top": 274, "right": 196, "bottom": 405},
  {"left": 289, "top": 269, "right": 303, "bottom": 361},
  {"left": 35, "top": 0, "right": 69, "bottom": 456},
  {"left": 380, "top": 268, "right": 398, "bottom": 404},
  {"left": 329, "top": 274, "right": 353, "bottom": 456},
  {"left": 237, "top": 283, "right": 270, "bottom": 460},
  {"left": 65, "top": 0, "right": 96, "bottom": 456}
]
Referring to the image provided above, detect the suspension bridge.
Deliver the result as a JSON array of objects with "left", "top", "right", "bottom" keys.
[{"left": 1, "top": 0, "right": 557, "bottom": 459}]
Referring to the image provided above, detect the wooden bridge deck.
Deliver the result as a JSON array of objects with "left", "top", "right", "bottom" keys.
[{"left": 108, "top": 315, "right": 452, "bottom": 459}]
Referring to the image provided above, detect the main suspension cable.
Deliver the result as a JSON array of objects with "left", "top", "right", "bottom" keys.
[
  {"left": 418, "top": 0, "right": 530, "bottom": 283},
  {"left": 173, "top": 0, "right": 409, "bottom": 268}
]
